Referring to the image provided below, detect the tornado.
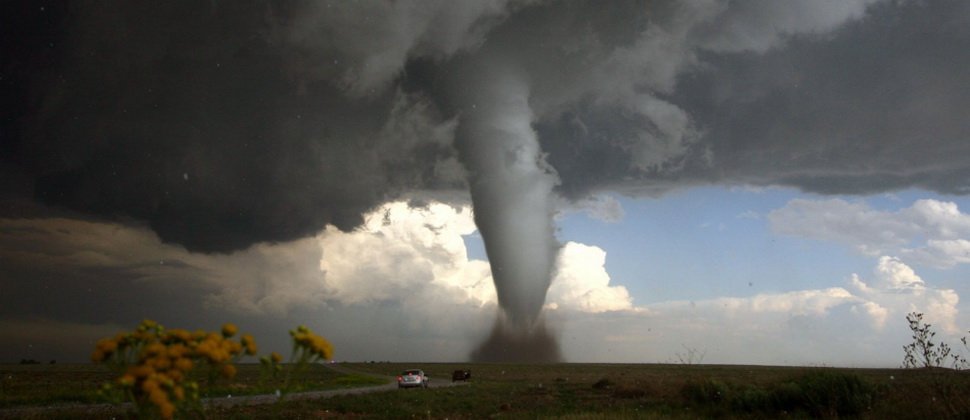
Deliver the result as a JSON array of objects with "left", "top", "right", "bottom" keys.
[{"left": 453, "top": 61, "right": 562, "bottom": 362}]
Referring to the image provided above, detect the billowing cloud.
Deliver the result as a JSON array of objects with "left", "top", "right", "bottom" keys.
[
  {"left": 705, "top": 288, "right": 857, "bottom": 317},
  {"left": 565, "top": 194, "right": 626, "bottom": 223},
  {"left": 769, "top": 198, "right": 970, "bottom": 267},
  {"left": 284, "top": 0, "right": 525, "bottom": 96},
  {"left": 9, "top": 0, "right": 968, "bottom": 252},
  {"left": 0, "top": 200, "right": 641, "bottom": 361},
  {"left": 0, "top": 216, "right": 331, "bottom": 317},
  {"left": 850, "top": 256, "right": 960, "bottom": 333},
  {"left": 0, "top": 201, "right": 637, "bottom": 318},
  {"left": 562, "top": 257, "right": 960, "bottom": 366},
  {"left": 319, "top": 202, "right": 636, "bottom": 316},
  {"left": 548, "top": 242, "right": 636, "bottom": 313},
  {"left": 691, "top": 0, "right": 883, "bottom": 53},
  {"left": 319, "top": 201, "right": 495, "bottom": 307}
]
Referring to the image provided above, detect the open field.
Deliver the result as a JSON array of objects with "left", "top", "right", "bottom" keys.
[
  {"left": 0, "top": 362, "right": 386, "bottom": 418},
  {"left": 3, "top": 362, "right": 970, "bottom": 418}
]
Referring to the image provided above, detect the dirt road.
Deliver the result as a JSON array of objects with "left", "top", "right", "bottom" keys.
[{"left": 208, "top": 365, "right": 465, "bottom": 408}]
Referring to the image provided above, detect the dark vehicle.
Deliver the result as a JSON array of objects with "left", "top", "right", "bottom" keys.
[
  {"left": 452, "top": 369, "right": 471, "bottom": 382},
  {"left": 397, "top": 369, "right": 429, "bottom": 388}
]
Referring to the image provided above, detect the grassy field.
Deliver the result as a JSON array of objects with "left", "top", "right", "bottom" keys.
[
  {"left": 0, "top": 362, "right": 385, "bottom": 417},
  {"left": 3, "top": 362, "right": 970, "bottom": 418}
]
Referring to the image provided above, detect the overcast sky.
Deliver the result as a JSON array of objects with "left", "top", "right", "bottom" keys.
[{"left": 2, "top": 0, "right": 970, "bottom": 366}]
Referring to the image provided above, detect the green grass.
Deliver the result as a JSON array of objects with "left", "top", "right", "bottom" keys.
[
  {"left": 0, "top": 363, "right": 386, "bottom": 409},
  {"left": 332, "top": 374, "right": 386, "bottom": 387},
  {"left": 197, "top": 363, "right": 387, "bottom": 398},
  {"left": 4, "top": 362, "right": 970, "bottom": 419}
]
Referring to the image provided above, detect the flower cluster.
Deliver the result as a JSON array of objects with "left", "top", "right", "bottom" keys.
[
  {"left": 92, "top": 320, "right": 257, "bottom": 419},
  {"left": 258, "top": 351, "right": 284, "bottom": 386},
  {"left": 263, "top": 325, "right": 335, "bottom": 394},
  {"left": 290, "top": 325, "right": 334, "bottom": 361}
]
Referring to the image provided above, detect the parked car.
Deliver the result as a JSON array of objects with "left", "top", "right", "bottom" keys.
[{"left": 397, "top": 369, "right": 429, "bottom": 388}]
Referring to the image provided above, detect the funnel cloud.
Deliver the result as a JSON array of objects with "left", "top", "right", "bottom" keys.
[{"left": 452, "top": 59, "right": 562, "bottom": 361}]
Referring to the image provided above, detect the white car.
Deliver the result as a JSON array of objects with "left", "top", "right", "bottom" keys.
[{"left": 397, "top": 369, "right": 429, "bottom": 388}]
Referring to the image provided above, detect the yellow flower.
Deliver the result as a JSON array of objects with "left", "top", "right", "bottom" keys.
[
  {"left": 92, "top": 320, "right": 260, "bottom": 418},
  {"left": 167, "top": 343, "right": 188, "bottom": 358},
  {"left": 216, "top": 349, "right": 231, "bottom": 363},
  {"left": 144, "top": 342, "right": 166, "bottom": 357},
  {"left": 309, "top": 335, "right": 334, "bottom": 359},
  {"left": 142, "top": 378, "right": 160, "bottom": 394},
  {"left": 220, "top": 363, "right": 237, "bottom": 379},
  {"left": 226, "top": 339, "right": 243, "bottom": 355},
  {"left": 159, "top": 401, "right": 175, "bottom": 419},
  {"left": 241, "top": 334, "right": 257, "bottom": 355},
  {"left": 129, "top": 365, "right": 154, "bottom": 379},
  {"left": 148, "top": 388, "right": 169, "bottom": 412},
  {"left": 167, "top": 329, "right": 191, "bottom": 342},
  {"left": 153, "top": 356, "right": 174, "bottom": 371},
  {"left": 167, "top": 369, "right": 183, "bottom": 382},
  {"left": 91, "top": 338, "right": 119, "bottom": 362},
  {"left": 118, "top": 374, "right": 135, "bottom": 387},
  {"left": 97, "top": 338, "right": 118, "bottom": 353},
  {"left": 221, "top": 323, "right": 238, "bottom": 338},
  {"left": 270, "top": 351, "right": 282, "bottom": 364},
  {"left": 174, "top": 357, "right": 193, "bottom": 372}
]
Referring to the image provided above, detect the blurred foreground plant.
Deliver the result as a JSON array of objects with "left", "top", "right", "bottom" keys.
[
  {"left": 92, "top": 319, "right": 257, "bottom": 419},
  {"left": 259, "top": 325, "right": 334, "bottom": 398}
]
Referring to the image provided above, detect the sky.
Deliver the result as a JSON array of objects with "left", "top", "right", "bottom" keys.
[{"left": 2, "top": 0, "right": 970, "bottom": 367}]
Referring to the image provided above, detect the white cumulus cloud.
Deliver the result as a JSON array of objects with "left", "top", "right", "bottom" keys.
[
  {"left": 547, "top": 242, "right": 636, "bottom": 313},
  {"left": 319, "top": 201, "right": 496, "bottom": 307},
  {"left": 320, "top": 201, "right": 638, "bottom": 316},
  {"left": 769, "top": 198, "right": 970, "bottom": 268},
  {"left": 850, "top": 256, "right": 960, "bottom": 333},
  {"left": 561, "top": 256, "right": 961, "bottom": 366}
]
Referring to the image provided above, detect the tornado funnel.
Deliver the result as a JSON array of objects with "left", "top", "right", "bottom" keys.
[{"left": 453, "top": 61, "right": 562, "bottom": 361}]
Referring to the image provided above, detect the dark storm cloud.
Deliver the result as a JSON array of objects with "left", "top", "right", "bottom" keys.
[
  {"left": 528, "top": 0, "right": 970, "bottom": 198},
  {"left": 4, "top": 0, "right": 970, "bottom": 249},
  {"left": 3, "top": 1, "right": 464, "bottom": 252},
  {"left": 0, "top": 218, "right": 214, "bottom": 324},
  {"left": 672, "top": 0, "right": 970, "bottom": 195}
]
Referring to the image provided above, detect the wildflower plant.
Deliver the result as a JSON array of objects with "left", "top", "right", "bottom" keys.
[
  {"left": 901, "top": 312, "right": 970, "bottom": 417},
  {"left": 258, "top": 351, "right": 284, "bottom": 387},
  {"left": 92, "top": 319, "right": 257, "bottom": 419},
  {"left": 271, "top": 325, "right": 334, "bottom": 395},
  {"left": 902, "top": 312, "right": 967, "bottom": 369}
]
